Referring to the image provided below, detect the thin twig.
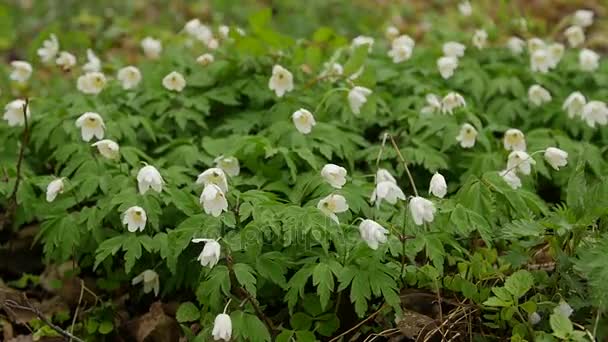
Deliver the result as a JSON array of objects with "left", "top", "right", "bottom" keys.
[
  {"left": 69, "top": 280, "right": 86, "bottom": 341},
  {"left": 388, "top": 134, "right": 419, "bottom": 197},
  {"left": 328, "top": 304, "right": 387, "bottom": 342}
]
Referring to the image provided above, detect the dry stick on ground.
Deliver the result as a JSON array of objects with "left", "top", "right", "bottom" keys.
[
  {"left": 328, "top": 304, "right": 388, "bottom": 342},
  {"left": 69, "top": 280, "right": 86, "bottom": 342}
]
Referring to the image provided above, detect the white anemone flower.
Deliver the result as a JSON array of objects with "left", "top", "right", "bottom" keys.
[
  {"left": 579, "top": 49, "right": 600, "bottom": 72},
  {"left": 214, "top": 156, "right": 240, "bottom": 177},
  {"left": 503, "top": 129, "right": 526, "bottom": 152},
  {"left": 200, "top": 184, "right": 228, "bottom": 217},
  {"left": 37, "top": 34, "right": 59, "bottom": 63},
  {"left": 581, "top": 101, "right": 608, "bottom": 128},
  {"left": 141, "top": 37, "right": 162, "bottom": 59},
  {"left": 528, "top": 85, "right": 552, "bottom": 106},
  {"left": 132, "top": 270, "right": 160, "bottom": 296},
  {"left": 456, "top": 123, "right": 478, "bottom": 148},
  {"left": 370, "top": 181, "right": 406, "bottom": 206},
  {"left": 92, "top": 139, "right": 120, "bottom": 160},
  {"left": 76, "top": 72, "right": 106, "bottom": 94},
  {"left": 429, "top": 172, "right": 447, "bottom": 198},
  {"left": 192, "top": 238, "right": 221, "bottom": 268},
  {"left": 212, "top": 313, "right": 232, "bottom": 341},
  {"left": 83, "top": 49, "right": 101, "bottom": 72},
  {"left": 443, "top": 42, "right": 466, "bottom": 58},
  {"left": 499, "top": 169, "right": 522, "bottom": 189},
  {"left": 196, "top": 168, "right": 229, "bottom": 193},
  {"left": 562, "top": 92, "right": 586, "bottom": 118},
  {"left": 137, "top": 165, "right": 164, "bottom": 194},
  {"left": 268, "top": 65, "right": 294, "bottom": 97},
  {"left": 544, "top": 147, "right": 568, "bottom": 171},
  {"left": 3, "top": 99, "right": 30, "bottom": 127},
  {"left": 321, "top": 164, "right": 348, "bottom": 189},
  {"left": 75, "top": 112, "right": 105, "bottom": 142},
  {"left": 358, "top": 219, "right": 389, "bottom": 250},
  {"left": 507, "top": 151, "right": 536, "bottom": 175},
  {"left": 162, "top": 71, "right": 186, "bottom": 92},
  {"left": 292, "top": 109, "right": 316, "bottom": 134},
  {"left": 348, "top": 86, "right": 373, "bottom": 114},
  {"left": 437, "top": 56, "right": 458, "bottom": 79},
  {"left": 46, "top": 178, "right": 64, "bottom": 202},
  {"left": 10, "top": 61, "right": 33, "bottom": 83},
  {"left": 317, "top": 194, "right": 349, "bottom": 224},
  {"left": 409, "top": 197, "right": 436, "bottom": 225},
  {"left": 117, "top": 66, "right": 142, "bottom": 90},
  {"left": 123, "top": 206, "right": 147, "bottom": 232}
]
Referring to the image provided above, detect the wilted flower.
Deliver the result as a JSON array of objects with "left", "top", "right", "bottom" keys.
[
  {"left": 544, "top": 147, "right": 568, "bottom": 170},
  {"left": 376, "top": 169, "right": 397, "bottom": 184},
  {"left": 117, "top": 66, "right": 142, "bottom": 90},
  {"left": 137, "top": 165, "right": 164, "bottom": 194},
  {"left": 92, "top": 139, "right": 120, "bottom": 160},
  {"left": 200, "top": 184, "right": 228, "bottom": 217},
  {"left": 46, "top": 178, "right": 64, "bottom": 202},
  {"left": 123, "top": 206, "right": 147, "bottom": 232},
  {"left": 506, "top": 37, "right": 525, "bottom": 55},
  {"left": 3, "top": 99, "right": 30, "bottom": 127},
  {"left": 371, "top": 181, "right": 406, "bottom": 206},
  {"left": 385, "top": 26, "right": 399, "bottom": 41},
  {"left": 321, "top": 164, "right": 347, "bottom": 189},
  {"left": 317, "top": 194, "right": 349, "bottom": 224},
  {"left": 196, "top": 53, "right": 214, "bottom": 66},
  {"left": 192, "top": 238, "right": 221, "bottom": 268},
  {"left": 359, "top": 219, "right": 389, "bottom": 250},
  {"left": 529, "top": 312, "right": 541, "bottom": 325},
  {"left": 456, "top": 123, "right": 478, "bottom": 148},
  {"left": 55, "top": 51, "right": 76, "bottom": 71},
  {"left": 458, "top": 1, "right": 472, "bottom": 16},
  {"left": 499, "top": 169, "right": 522, "bottom": 189},
  {"left": 572, "top": 10, "right": 593, "bottom": 28},
  {"left": 162, "top": 71, "right": 186, "bottom": 92},
  {"left": 547, "top": 43, "right": 564, "bottom": 68},
  {"left": 268, "top": 65, "right": 294, "bottom": 97},
  {"left": 581, "top": 101, "right": 608, "bottom": 128},
  {"left": 37, "top": 34, "right": 59, "bottom": 63},
  {"left": 348, "top": 86, "right": 373, "bottom": 115},
  {"left": 214, "top": 156, "right": 240, "bottom": 177},
  {"left": 197, "top": 168, "right": 228, "bottom": 193},
  {"left": 503, "top": 129, "right": 526, "bottom": 152},
  {"left": 530, "top": 49, "right": 551, "bottom": 73},
  {"left": 409, "top": 197, "right": 436, "bottom": 225},
  {"left": 579, "top": 49, "right": 599, "bottom": 72},
  {"left": 132, "top": 270, "right": 160, "bottom": 296},
  {"left": 556, "top": 301, "right": 574, "bottom": 317},
  {"left": 292, "top": 108, "right": 316, "bottom": 134},
  {"left": 507, "top": 151, "right": 536, "bottom": 175},
  {"left": 528, "top": 85, "right": 552, "bottom": 106},
  {"left": 141, "top": 37, "right": 162, "bottom": 59},
  {"left": 429, "top": 172, "right": 447, "bottom": 198},
  {"left": 562, "top": 92, "right": 586, "bottom": 118},
  {"left": 472, "top": 29, "right": 487, "bottom": 49},
  {"left": 437, "top": 56, "right": 458, "bottom": 79},
  {"left": 83, "top": 49, "right": 101, "bottom": 72},
  {"left": 10, "top": 61, "right": 33, "bottom": 83},
  {"left": 75, "top": 112, "right": 105, "bottom": 142},
  {"left": 441, "top": 92, "right": 466, "bottom": 114},
  {"left": 421, "top": 94, "right": 442, "bottom": 115},
  {"left": 77, "top": 72, "right": 106, "bottom": 94},
  {"left": 352, "top": 35, "right": 374, "bottom": 51},
  {"left": 564, "top": 26, "right": 585, "bottom": 48},
  {"left": 443, "top": 42, "right": 466, "bottom": 58},
  {"left": 212, "top": 313, "right": 232, "bottom": 341}
]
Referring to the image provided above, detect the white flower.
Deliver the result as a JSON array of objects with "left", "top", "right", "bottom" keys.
[
  {"left": 268, "top": 65, "right": 294, "bottom": 97},
  {"left": 55, "top": 51, "right": 76, "bottom": 71},
  {"left": 458, "top": 1, "right": 472, "bottom": 16},
  {"left": 185, "top": 19, "right": 214, "bottom": 44},
  {"left": 196, "top": 53, "right": 214, "bottom": 66},
  {"left": 3, "top": 99, "right": 30, "bottom": 127},
  {"left": 385, "top": 26, "right": 399, "bottom": 41},
  {"left": 388, "top": 43, "right": 413, "bottom": 63},
  {"left": 320, "top": 62, "right": 343, "bottom": 82},
  {"left": 137, "top": 165, "right": 164, "bottom": 194},
  {"left": 132, "top": 270, "right": 160, "bottom": 296},
  {"left": 507, "top": 151, "right": 536, "bottom": 175},
  {"left": 83, "top": 49, "right": 101, "bottom": 72},
  {"left": 503, "top": 129, "right": 526, "bottom": 152},
  {"left": 92, "top": 139, "right": 120, "bottom": 160},
  {"left": 123, "top": 206, "right": 147, "bottom": 232},
  {"left": 581, "top": 101, "right": 608, "bottom": 128},
  {"left": 292, "top": 108, "right": 316, "bottom": 134},
  {"left": 141, "top": 37, "right": 162, "bottom": 59},
  {"left": 75, "top": 112, "right": 105, "bottom": 142},
  {"left": 429, "top": 172, "right": 447, "bottom": 198},
  {"left": 556, "top": 301, "right": 574, "bottom": 317},
  {"left": 76, "top": 72, "right": 106, "bottom": 94},
  {"left": 443, "top": 42, "right": 466, "bottom": 58},
  {"left": 529, "top": 312, "right": 541, "bottom": 325},
  {"left": 162, "top": 71, "right": 186, "bottom": 92},
  {"left": 46, "top": 178, "right": 64, "bottom": 202},
  {"left": 214, "top": 156, "right": 240, "bottom": 177},
  {"left": 421, "top": 94, "right": 442, "bottom": 115},
  {"left": 499, "top": 169, "right": 522, "bottom": 189},
  {"left": 358, "top": 219, "right": 389, "bottom": 250},
  {"left": 437, "top": 56, "right": 458, "bottom": 79},
  {"left": 544, "top": 147, "right": 568, "bottom": 170},
  {"left": 352, "top": 35, "right": 374, "bottom": 51},
  {"left": 37, "top": 34, "right": 59, "bottom": 63},
  {"left": 370, "top": 181, "right": 405, "bottom": 206},
  {"left": 10, "top": 61, "right": 33, "bottom": 83},
  {"left": 528, "top": 85, "right": 552, "bottom": 106},
  {"left": 117, "top": 66, "right": 142, "bottom": 90},
  {"left": 579, "top": 49, "right": 599, "bottom": 72},
  {"left": 527, "top": 38, "right": 546, "bottom": 54},
  {"left": 547, "top": 43, "right": 564, "bottom": 68},
  {"left": 472, "top": 29, "right": 488, "bottom": 50},
  {"left": 441, "top": 92, "right": 466, "bottom": 114},
  {"left": 184, "top": 19, "right": 202, "bottom": 35},
  {"left": 192, "top": 238, "right": 222, "bottom": 268},
  {"left": 196, "top": 168, "right": 229, "bottom": 193},
  {"left": 506, "top": 37, "right": 525, "bottom": 55},
  {"left": 207, "top": 38, "right": 219, "bottom": 50},
  {"left": 348, "top": 86, "right": 372, "bottom": 114},
  {"left": 456, "top": 123, "right": 478, "bottom": 148},
  {"left": 530, "top": 49, "right": 552, "bottom": 73},
  {"left": 317, "top": 194, "right": 349, "bottom": 224},
  {"left": 564, "top": 26, "right": 585, "bottom": 47},
  {"left": 376, "top": 169, "right": 397, "bottom": 184},
  {"left": 572, "top": 10, "right": 593, "bottom": 28},
  {"left": 562, "top": 92, "right": 586, "bottom": 118},
  {"left": 219, "top": 25, "right": 230, "bottom": 40},
  {"left": 200, "top": 184, "right": 228, "bottom": 217},
  {"left": 212, "top": 313, "right": 232, "bottom": 341},
  {"left": 321, "top": 164, "right": 347, "bottom": 189},
  {"left": 409, "top": 197, "right": 436, "bottom": 225}
]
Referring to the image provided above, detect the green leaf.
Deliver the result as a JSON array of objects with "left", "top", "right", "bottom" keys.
[
  {"left": 312, "top": 263, "right": 334, "bottom": 310},
  {"left": 290, "top": 312, "right": 312, "bottom": 330},
  {"left": 504, "top": 270, "right": 534, "bottom": 299},
  {"left": 234, "top": 263, "right": 257, "bottom": 297},
  {"left": 176, "top": 302, "right": 201, "bottom": 323},
  {"left": 550, "top": 313, "right": 573, "bottom": 339},
  {"left": 343, "top": 45, "right": 369, "bottom": 75}
]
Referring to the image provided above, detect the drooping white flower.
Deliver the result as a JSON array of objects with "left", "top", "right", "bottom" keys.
[
  {"left": 351, "top": 35, "right": 374, "bottom": 51},
  {"left": 348, "top": 86, "right": 372, "bottom": 115},
  {"left": 581, "top": 101, "right": 608, "bottom": 128},
  {"left": 385, "top": 26, "right": 399, "bottom": 41},
  {"left": 37, "top": 34, "right": 59, "bottom": 63},
  {"left": 214, "top": 156, "right": 240, "bottom": 177},
  {"left": 117, "top": 66, "right": 142, "bottom": 90},
  {"left": 83, "top": 49, "right": 101, "bottom": 72},
  {"left": 376, "top": 169, "right": 397, "bottom": 184},
  {"left": 429, "top": 172, "right": 447, "bottom": 198},
  {"left": 507, "top": 151, "right": 536, "bottom": 175},
  {"left": 409, "top": 197, "right": 436, "bottom": 225},
  {"left": 370, "top": 181, "right": 406, "bottom": 206},
  {"left": 92, "top": 139, "right": 120, "bottom": 160},
  {"left": 141, "top": 37, "right": 162, "bottom": 59},
  {"left": 10, "top": 61, "right": 33, "bottom": 83},
  {"left": 358, "top": 219, "right": 389, "bottom": 250},
  {"left": 528, "top": 85, "right": 552, "bottom": 106},
  {"left": 544, "top": 147, "right": 568, "bottom": 170},
  {"left": 556, "top": 301, "right": 574, "bottom": 317},
  {"left": 3, "top": 99, "right": 30, "bottom": 127},
  {"left": 441, "top": 92, "right": 466, "bottom": 114},
  {"left": 132, "top": 270, "right": 160, "bottom": 296},
  {"left": 46, "top": 178, "right": 64, "bottom": 202},
  {"left": 196, "top": 53, "right": 214, "bottom": 66},
  {"left": 192, "top": 238, "right": 221, "bottom": 268},
  {"left": 76, "top": 72, "right": 106, "bottom": 94},
  {"left": 564, "top": 26, "right": 585, "bottom": 48},
  {"left": 421, "top": 94, "right": 442, "bottom": 115},
  {"left": 499, "top": 169, "right": 522, "bottom": 189},
  {"left": 443, "top": 42, "right": 466, "bottom": 58},
  {"left": 197, "top": 168, "right": 229, "bottom": 193},
  {"left": 137, "top": 165, "right": 164, "bottom": 195},
  {"left": 527, "top": 38, "right": 546, "bottom": 54},
  {"left": 292, "top": 108, "right": 316, "bottom": 134},
  {"left": 75, "top": 112, "right": 105, "bottom": 142},
  {"left": 162, "top": 71, "right": 186, "bottom": 92},
  {"left": 456, "top": 123, "right": 478, "bottom": 148},
  {"left": 200, "top": 184, "right": 228, "bottom": 217},
  {"left": 317, "top": 194, "right": 349, "bottom": 224},
  {"left": 503, "top": 129, "right": 526, "bottom": 152},
  {"left": 530, "top": 49, "right": 552, "bottom": 73},
  {"left": 55, "top": 51, "right": 77, "bottom": 71},
  {"left": 437, "top": 56, "right": 458, "bottom": 79},
  {"left": 579, "top": 49, "right": 600, "bottom": 72},
  {"left": 123, "top": 206, "right": 147, "bottom": 232},
  {"left": 472, "top": 29, "right": 488, "bottom": 50},
  {"left": 212, "top": 313, "right": 232, "bottom": 341},
  {"left": 562, "top": 92, "right": 586, "bottom": 118},
  {"left": 268, "top": 65, "right": 294, "bottom": 97},
  {"left": 506, "top": 37, "right": 525, "bottom": 55},
  {"left": 458, "top": 1, "right": 472, "bottom": 16},
  {"left": 547, "top": 43, "right": 564, "bottom": 68},
  {"left": 388, "top": 35, "right": 415, "bottom": 63},
  {"left": 321, "top": 164, "right": 347, "bottom": 189},
  {"left": 529, "top": 312, "right": 541, "bottom": 325},
  {"left": 572, "top": 10, "right": 594, "bottom": 28}
]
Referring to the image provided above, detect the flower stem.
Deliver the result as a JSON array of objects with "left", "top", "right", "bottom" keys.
[
  {"left": 223, "top": 298, "right": 232, "bottom": 314},
  {"left": 388, "top": 134, "right": 419, "bottom": 197}
]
